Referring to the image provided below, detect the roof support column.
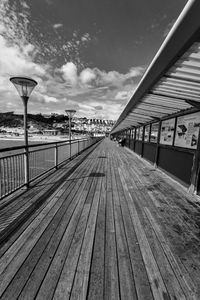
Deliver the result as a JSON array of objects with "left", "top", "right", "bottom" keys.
[
  {"left": 133, "top": 128, "right": 136, "bottom": 152},
  {"left": 154, "top": 120, "right": 162, "bottom": 168},
  {"left": 141, "top": 125, "right": 145, "bottom": 157}
]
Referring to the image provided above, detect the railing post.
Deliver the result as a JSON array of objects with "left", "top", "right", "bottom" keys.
[
  {"left": 78, "top": 140, "right": 80, "bottom": 154},
  {"left": 154, "top": 120, "right": 162, "bottom": 168},
  {"left": 55, "top": 143, "right": 58, "bottom": 169},
  {"left": 24, "top": 146, "right": 29, "bottom": 188},
  {"left": 69, "top": 140, "right": 71, "bottom": 160}
]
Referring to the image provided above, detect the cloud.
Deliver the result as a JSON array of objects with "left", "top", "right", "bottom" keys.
[
  {"left": 0, "top": 0, "right": 144, "bottom": 120},
  {"left": 61, "top": 65, "right": 144, "bottom": 90},
  {"left": 43, "top": 95, "right": 58, "bottom": 103},
  {"left": 53, "top": 23, "right": 63, "bottom": 29},
  {"left": 81, "top": 33, "right": 91, "bottom": 43},
  {"left": 94, "top": 105, "right": 103, "bottom": 110},
  {"left": 115, "top": 91, "right": 130, "bottom": 100},
  {"left": 20, "top": 1, "right": 29, "bottom": 9},
  {"left": 61, "top": 62, "right": 78, "bottom": 86},
  {"left": 79, "top": 68, "right": 96, "bottom": 85}
]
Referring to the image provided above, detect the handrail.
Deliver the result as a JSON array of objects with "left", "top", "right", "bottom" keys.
[
  {"left": 0, "top": 137, "right": 88, "bottom": 153},
  {"left": 0, "top": 137, "right": 101, "bottom": 200}
]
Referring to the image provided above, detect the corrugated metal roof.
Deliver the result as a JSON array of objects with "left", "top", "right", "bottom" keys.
[{"left": 111, "top": 0, "right": 200, "bottom": 134}]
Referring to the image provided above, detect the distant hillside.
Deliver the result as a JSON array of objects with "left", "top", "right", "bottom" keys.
[{"left": 0, "top": 112, "right": 68, "bottom": 129}]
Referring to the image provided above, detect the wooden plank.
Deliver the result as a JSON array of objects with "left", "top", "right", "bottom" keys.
[
  {"left": 144, "top": 207, "right": 197, "bottom": 300},
  {"left": 104, "top": 152, "right": 120, "bottom": 300},
  {"left": 69, "top": 173, "right": 103, "bottom": 299},
  {"left": 86, "top": 151, "right": 107, "bottom": 300},
  {"left": 35, "top": 148, "right": 103, "bottom": 300},
  {"left": 110, "top": 155, "right": 138, "bottom": 299},
  {"left": 111, "top": 152, "right": 154, "bottom": 300},
  {"left": 118, "top": 167, "right": 170, "bottom": 300}
]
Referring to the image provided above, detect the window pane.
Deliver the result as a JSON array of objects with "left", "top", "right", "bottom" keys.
[
  {"left": 136, "top": 127, "right": 140, "bottom": 140},
  {"left": 144, "top": 125, "right": 150, "bottom": 141},
  {"left": 139, "top": 127, "right": 143, "bottom": 140},
  {"left": 150, "top": 123, "right": 159, "bottom": 143}
]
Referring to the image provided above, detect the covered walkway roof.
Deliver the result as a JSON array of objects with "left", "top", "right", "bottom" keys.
[{"left": 111, "top": 0, "right": 200, "bottom": 134}]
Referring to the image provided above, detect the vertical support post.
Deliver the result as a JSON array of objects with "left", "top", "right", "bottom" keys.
[
  {"left": 189, "top": 127, "right": 200, "bottom": 194},
  {"left": 78, "top": 140, "right": 80, "bottom": 154},
  {"left": 22, "top": 97, "right": 29, "bottom": 188},
  {"left": 172, "top": 117, "right": 177, "bottom": 146},
  {"left": 154, "top": 120, "right": 162, "bottom": 168},
  {"left": 133, "top": 127, "right": 136, "bottom": 152},
  {"left": 129, "top": 128, "right": 131, "bottom": 148},
  {"left": 55, "top": 143, "right": 58, "bottom": 169},
  {"left": 69, "top": 116, "right": 71, "bottom": 159},
  {"left": 141, "top": 125, "right": 145, "bottom": 157}
]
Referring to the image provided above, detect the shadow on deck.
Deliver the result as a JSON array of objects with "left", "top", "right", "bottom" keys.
[{"left": 0, "top": 138, "right": 200, "bottom": 299}]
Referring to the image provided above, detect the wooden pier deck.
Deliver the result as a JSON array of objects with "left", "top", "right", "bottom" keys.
[{"left": 0, "top": 138, "right": 200, "bottom": 299}]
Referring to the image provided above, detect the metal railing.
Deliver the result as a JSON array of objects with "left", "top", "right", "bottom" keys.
[{"left": 0, "top": 137, "right": 101, "bottom": 200}]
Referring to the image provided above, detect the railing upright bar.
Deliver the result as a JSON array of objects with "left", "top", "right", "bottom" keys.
[
  {"left": 69, "top": 139, "right": 71, "bottom": 160},
  {"left": 55, "top": 144, "right": 58, "bottom": 169},
  {"left": 24, "top": 145, "right": 29, "bottom": 189},
  {"left": 78, "top": 140, "right": 80, "bottom": 154}
]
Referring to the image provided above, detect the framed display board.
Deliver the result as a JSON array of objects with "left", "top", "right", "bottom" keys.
[
  {"left": 174, "top": 112, "right": 200, "bottom": 149},
  {"left": 160, "top": 118, "right": 175, "bottom": 145}
]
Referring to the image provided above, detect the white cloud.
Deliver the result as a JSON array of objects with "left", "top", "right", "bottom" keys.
[
  {"left": 80, "top": 68, "right": 96, "bottom": 85},
  {"left": 81, "top": 33, "right": 91, "bottom": 42},
  {"left": 20, "top": 1, "right": 29, "bottom": 9},
  {"left": 115, "top": 91, "right": 130, "bottom": 100},
  {"left": 61, "top": 62, "right": 78, "bottom": 86},
  {"left": 43, "top": 95, "right": 58, "bottom": 103},
  {"left": 53, "top": 23, "right": 63, "bottom": 29},
  {"left": 0, "top": 1, "right": 144, "bottom": 120}
]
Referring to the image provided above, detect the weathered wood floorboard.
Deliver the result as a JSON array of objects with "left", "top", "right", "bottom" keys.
[{"left": 0, "top": 138, "right": 200, "bottom": 299}]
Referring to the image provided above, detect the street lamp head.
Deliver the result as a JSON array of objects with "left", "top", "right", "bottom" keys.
[
  {"left": 10, "top": 76, "right": 37, "bottom": 98},
  {"left": 65, "top": 109, "right": 76, "bottom": 117}
]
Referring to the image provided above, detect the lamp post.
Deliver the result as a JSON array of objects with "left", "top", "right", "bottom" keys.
[
  {"left": 65, "top": 109, "right": 76, "bottom": 159},
  {"left": 10, "top": 76, "right": 37, "bottom": 188}
]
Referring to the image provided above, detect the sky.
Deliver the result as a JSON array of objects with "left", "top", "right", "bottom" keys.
[{"left": 0, "top": 0, "right": 188, "bottom": 120}]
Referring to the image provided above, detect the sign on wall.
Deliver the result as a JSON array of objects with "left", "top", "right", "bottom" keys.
[
  {"left": 174, "top": 112, "right": 200, "bottom": 149},
  {"left": 150, "top": 122, "right": 159, "bottom": 143},
  {"left": 160, "top": 118, "right": 175, "bottom": 145}
]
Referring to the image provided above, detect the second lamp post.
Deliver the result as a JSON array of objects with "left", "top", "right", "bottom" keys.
[{"left": 65, "top": 109, "right": 76, "bottom": 159}]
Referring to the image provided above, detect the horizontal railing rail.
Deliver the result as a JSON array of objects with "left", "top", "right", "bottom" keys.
[{"left": 0, "top": 137, "right": 101, "bottom": 200}]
